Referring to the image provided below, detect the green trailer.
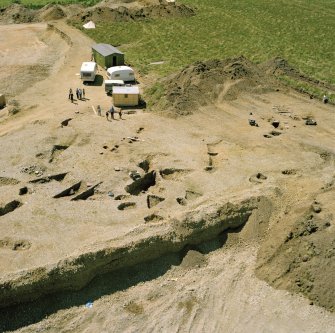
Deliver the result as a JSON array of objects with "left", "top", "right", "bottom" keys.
[{"left": 91, "top": 43, "right": 124, "bottom": 69}]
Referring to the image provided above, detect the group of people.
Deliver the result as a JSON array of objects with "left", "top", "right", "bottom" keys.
[
  {"left": 97, "top": 105, "right": 122, "bottom": 120},
  {"left": 68, "top": 88, "right": 86, "bottom": 103},
  {"left": 68, "top": 88, "right": 123, "bottom": 121},
  {"left": 96, "top": 105, "right": 122, "bottom": 120}
]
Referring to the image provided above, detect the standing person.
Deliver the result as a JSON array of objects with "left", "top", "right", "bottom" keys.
[
  {"left": 97, "top": 105, "right": 101, "bottom": 116},
  {"left": 82, "top": 88, "right": 86, "bottom": 100},
  {"left": 68, "top": 88, "right": 72, "bottom": 100},
  {"left": 109, "top": 105, "right": 115, "bottom": 120},
  {"left": 70, "top": 92, "right": 74, "bottom": 103},
  {"left": 105, "top": 111, "right": 109, "bottom": 120},
  {"left": 78, "top": 88, "right": 82, "bottom": 100},
  {"left": 119, "top": 108, "right": 122, "bottom": 119},
  {"left": 76, "top": 88, "right": 79, "bottom": 100}
]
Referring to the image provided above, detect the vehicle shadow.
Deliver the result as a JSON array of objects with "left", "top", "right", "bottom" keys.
[{"left": 84, "top": 74, "right": 103, "bottom": 87}]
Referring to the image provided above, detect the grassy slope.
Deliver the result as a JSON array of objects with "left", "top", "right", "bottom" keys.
[
  {"left": 78, "top": 0, "right": 335, "bottom": 85},
  {"left": 1, "top": 0, "right": 334, "bottom": 84}
]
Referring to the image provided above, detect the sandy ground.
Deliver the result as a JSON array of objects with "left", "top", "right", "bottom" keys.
[
  {"left": 0, "top": 21, "right": 334, "bottom": 333},
  {"left": 10, "top": 244, "right": 335, "bottom": 333}
]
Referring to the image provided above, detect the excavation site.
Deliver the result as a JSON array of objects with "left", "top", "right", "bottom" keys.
[{"left": 0, "top": 1, "right": 334, "bottom": 332}]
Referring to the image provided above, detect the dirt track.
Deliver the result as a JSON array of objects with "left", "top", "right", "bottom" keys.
[{"left": 0, "top": 20, "right": 335, "bottom": 333}]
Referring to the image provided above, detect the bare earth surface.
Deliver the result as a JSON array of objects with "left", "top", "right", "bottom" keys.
[{"left": 0, "top": 20, "right": 334, "bottom": 333}]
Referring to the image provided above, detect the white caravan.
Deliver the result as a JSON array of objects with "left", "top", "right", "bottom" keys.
[
  {"left": 106, "top": 66, "right": 135, "bottom": 82},
  {"left": 80, "top": 62, "right": 97, "bottom": 82},
  {"left": 104, "top": 80, "right": 125, "bottom": 94}
]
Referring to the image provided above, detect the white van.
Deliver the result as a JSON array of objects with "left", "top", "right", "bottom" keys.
[
  {"left": 106, "top": 66, "right": 135, "bottom": 82},
  {"left": 80, "top": 62, "right": 97, "bottom": 82},
  {"left": 104, "top": 79, "right": 125, "bottom": 94}
]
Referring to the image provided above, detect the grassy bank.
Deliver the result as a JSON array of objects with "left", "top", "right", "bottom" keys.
[
  {"left": 2, "top": 0, "right": 334, "bottom": 85},
  {"left": 78, "top": 0, "right": 335, "bottom": 84}
]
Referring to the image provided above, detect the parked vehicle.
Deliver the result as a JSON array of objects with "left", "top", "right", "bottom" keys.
[
  {"left": 104, "top": 79, "right": 125, "bottom": 94},
  {"left": 106, "top": 66, "right": 135, "bottom": 82},
  {"left": 80, "top": 62, "right": 97, "bottom": 82}
]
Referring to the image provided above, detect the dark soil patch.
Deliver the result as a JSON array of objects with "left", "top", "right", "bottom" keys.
[
  {"left": 176, "top": 197, "right": 187, "bottom": 206},
  {"left": 114, "top": 194, "right": 130, "bottom": 201},
  {"left": 282, "top": 169, "right": 298, "bottom": 175},
  {"left": 0, "top": 200, "right": 22, "bottom": 217},
  {"left": 19, "top": 187, "right": 28, "bottom": 195},
  {"left": 144, "top": 214, "right": 164, "bottom": 223},
  {"left": 249, "top": 173, "right": 267, "bottom": 184},
  {"left": 0, "top": 177, "right": 20, "bottom": 186},
  {"left": 53, "top": 181, "right": 82, "bottom": 198},
  {"left": 71, "top": 182, "right": 102, "bottom": 201},
  {"left": 125, "top": 171, "right": 156, "bottom": 196},
  {"left": 61, "top": 118, "right": 72, "bottom": 127},
  {"left": 147, "top": 194, "right": 165, "bottom": 208},
  {"left": 49, "top": 145, "right": 69, "bottom": 163},
  {"left": 270, "top": 130, "right": 282, "bottom": 136},
  {"left": 0, "top": 238, "right": 31, "bottom": 251},
  {"left": 138, "top": 159, "right": 150, "bottom": 173},
  {"left": 159, "top": 168, "right": 191, "bottom": 180},
  {"left": 124, "top": 301, "right": 144, "bottom": 315},
  {"left": 185, "top": 190, "right": 202, "bottom": 200},
  {"left": 117, "top": 202, "right": 136, "bottom": 210},
  {"left": 29, "top": 172, "right": 68, "bottom": 184}
]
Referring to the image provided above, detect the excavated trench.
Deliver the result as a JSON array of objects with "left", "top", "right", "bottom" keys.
[
  {"left": 0, "top": 200, "right": 22, "bottom": 217},
  {"left": 53, "top": 181, "right": 82, "bottom": 198},
  {"left": 71, "top": 182, "right": 102, "bottom": 201},
  {"left": 125, "top": 170, "right": 156, "bottom": 195},
  {"left": 49, "top": 145, "right": 69, "bottom": 163},
  {"left": 29, "top": 172, "right": 68, "bottom": 184},
  {"left": 0, "top": 195, "right": 271, "bottom": 331}
]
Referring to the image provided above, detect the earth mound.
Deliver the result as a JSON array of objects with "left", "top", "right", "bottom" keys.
[
  {"left": 0, "top": 1, "right": 193, "bottom": 24},
  {"left": 0, "top": 4, "right": 36, "bottom": 24},
  {"left": 148, "top": 56, "right": 277, "bottom": 116},
  {"left": 71, "top": 3, "right": 195, "bottom": 23},
  {"left": 262, "top": 57, "right": 335, "bottom": 96},
  {"left": 37, "top": 4, "right": 66, "bottom": 21}
]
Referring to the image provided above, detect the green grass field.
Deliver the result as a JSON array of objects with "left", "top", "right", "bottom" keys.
[
  {"left": 78, "top": 0, "right": 335, "bottom": 85},
  {"left": 2, "top": 0, "right": 334, "bottom": 86}
]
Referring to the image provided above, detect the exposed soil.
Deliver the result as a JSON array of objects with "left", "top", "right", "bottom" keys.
[
  {"left": 262, "top": 57, "right": 335, "bottom": 94},
  {"left": 256, "top": 191, "right": 335, "bottom": 312},
  {"left": 71, "top": 2, "right": 195, "bottom": 23},
  {"left": 149, "top": 56, "right": 277, "bottom": 116},
  {"left": 0, "top": 1, "right": 195, "bottom": 25},
  {"left": 0, "top": 18, "right": 334, "bottom": 333},
  {"left": 149, "top": 56, "right": 335, "bottom": 117}
]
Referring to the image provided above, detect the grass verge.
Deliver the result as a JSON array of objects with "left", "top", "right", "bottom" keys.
[{"left": 79, "top": 0, "right": 335, "bottom": 85}]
